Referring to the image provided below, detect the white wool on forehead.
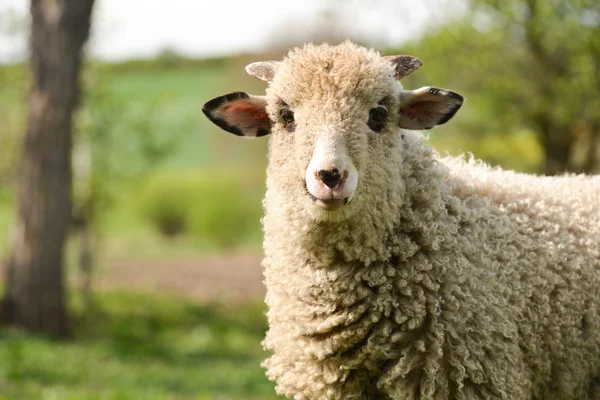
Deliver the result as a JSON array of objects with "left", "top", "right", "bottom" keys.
[{"left": 268, "top": 41, "right": 398, "bottom": 109}]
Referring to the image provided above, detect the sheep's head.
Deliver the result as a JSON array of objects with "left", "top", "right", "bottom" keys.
[{"left": 203, "top": 42, "right": 463, "bottom": 221}]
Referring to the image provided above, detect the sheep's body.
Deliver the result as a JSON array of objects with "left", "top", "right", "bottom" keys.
[
  {"left": 263, "top": 140, "right": 600, "bottom": 399},
  {"left": 203, "top": 42, "right": 600, "bottom": 399}
]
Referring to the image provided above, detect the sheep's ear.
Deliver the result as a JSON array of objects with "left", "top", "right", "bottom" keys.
[
  {"left": 202, "top": 92, "right": 271, "bottom": 137},
  {"left": 245, "top": 61, "right": 281, "bottom": 83},
  {"left": 383, "top": 55, "right": 422, "bottom": 80},
  {"left": 397, "top": 87, "right": 464, "bottom": 130}
]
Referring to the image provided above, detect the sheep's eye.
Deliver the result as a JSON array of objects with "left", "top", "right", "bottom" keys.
[
  {"left": 281, "top": 109, "right": 295, "bottom": 124},
  {"left": 368, "top": 107, "right": 387, "bottom": 133},
  {"left": 280, "top": 108, "right": 295, "bottom": 132}
]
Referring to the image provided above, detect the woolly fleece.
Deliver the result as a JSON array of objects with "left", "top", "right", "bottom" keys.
[{"left": 233, "top": 42, "right": 600, "bottom": 399}]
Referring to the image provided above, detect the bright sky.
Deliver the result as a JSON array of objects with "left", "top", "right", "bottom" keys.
[{"left": 0, "top": 0, "right": 461, "bottom": 63}]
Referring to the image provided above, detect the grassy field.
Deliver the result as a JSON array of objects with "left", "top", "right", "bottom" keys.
[
  {"left": 0, "top": 291, "right": 279, "bottom": 400},
  {"left": 92, "top": 59, "right": 270, "bottom": 169}
]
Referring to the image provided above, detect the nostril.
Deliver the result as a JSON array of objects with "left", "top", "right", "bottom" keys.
[{"left": 318, "top": 169, "right": 342, "bottom": 189}]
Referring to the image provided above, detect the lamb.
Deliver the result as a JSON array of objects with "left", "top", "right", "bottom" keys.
[{"left": 202, "top": 42, "right": 600, "bottom": 399}]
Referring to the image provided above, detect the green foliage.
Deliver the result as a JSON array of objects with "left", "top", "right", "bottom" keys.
[
  {"left": 395, "top": 21, "right": 546, "bottom": 173},
  {"left": 430, "top": 129, "right": 543, "bottom": 173},
  {"left": 399, "top": 0, "right": 600, "bottom": 173},
  {"left": 138, "top": 170, "right": 264, "bottom": 247},
  {"left": 0, "top": 291, "right": 279, "bottom": 400}
]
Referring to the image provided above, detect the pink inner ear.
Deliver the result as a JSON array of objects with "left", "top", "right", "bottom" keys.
[
  {"left": 401, "top": 101, "right": 439, "bottom": 115},
  {"left": 223, "top": 99, "right": 269, "bottom": 122},
  {"left": 401, "top": 106, "right": 420, "bottom": 114},
  {"left": 398, "top": 87, "right": 464, "bottom": 130}
]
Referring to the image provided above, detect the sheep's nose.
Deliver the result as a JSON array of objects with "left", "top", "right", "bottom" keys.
[{"left": 318, "top": 168, "right": 342, "bottom": 189}]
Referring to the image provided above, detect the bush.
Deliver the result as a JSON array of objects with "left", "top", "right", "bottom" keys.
[
  {"left": 431, "top": 128, "right": 544, "bottom": 173},
  {"left": 139, "top": 178, "right": 191, "bottom": 237},
  {"left": 139, "top": 169, "right": 264, "bottom": 247}
]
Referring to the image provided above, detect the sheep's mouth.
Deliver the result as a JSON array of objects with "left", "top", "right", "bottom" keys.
[{"left": 307, "top": 192, "right": 349, "bottom": 210}]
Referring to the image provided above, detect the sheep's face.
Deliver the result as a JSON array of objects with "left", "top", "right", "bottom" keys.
[{"left": 203, "top": 43, "right": 463, "bottom": 221}]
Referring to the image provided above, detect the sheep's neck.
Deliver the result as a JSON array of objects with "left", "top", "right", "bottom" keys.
[{"left": 261, "top": 201, "right": 446, "bottom": 387}]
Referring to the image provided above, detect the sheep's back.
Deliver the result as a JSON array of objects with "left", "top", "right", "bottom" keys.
[{"left": 441, "top": 157, "right": 600, "bottom": 398}]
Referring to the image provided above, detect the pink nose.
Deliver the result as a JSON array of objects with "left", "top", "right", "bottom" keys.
[{"left": 317, "top": 168, "right": 342, "bottom": 189}]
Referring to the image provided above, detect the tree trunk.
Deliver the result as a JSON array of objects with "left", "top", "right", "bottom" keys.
[
  {"left": 1, "top": 0, "right": 95, "bottom": 337},
  {"left": 582, "top": 126, "right": 600, "bottom": 173},
  {"left": 543, "top": 136, "right": 571, "bottom": 175}
]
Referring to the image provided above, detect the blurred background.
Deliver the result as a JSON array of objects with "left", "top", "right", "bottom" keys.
[{"left": 0, "top": 0, "right": 598, "bottom": 399}]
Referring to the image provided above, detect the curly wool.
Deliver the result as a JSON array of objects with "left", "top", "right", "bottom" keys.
[{"left": 259, "top": 43, "right": 600, "bottom": 399}]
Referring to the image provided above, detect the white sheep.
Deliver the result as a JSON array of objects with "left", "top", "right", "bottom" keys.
[{"left": 203, "top": 42, "right": 600, "bottom": 399}]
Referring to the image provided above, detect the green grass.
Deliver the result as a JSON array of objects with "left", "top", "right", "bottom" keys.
[{"left": 0, "top": 291, "right": 280, "bottom": 400}]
